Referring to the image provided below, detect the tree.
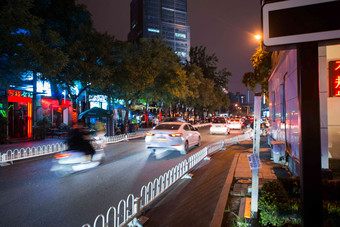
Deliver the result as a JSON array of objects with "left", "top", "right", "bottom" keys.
[
  {"left": 108, "top": 39, "right": 188, "bottom": 132},
  {"left": 189, "top": 46, "right": 231, "bottom": 115},
  {"left": 242, "top": 71, "right": 257, "bottom": 91},
  {"left": 31, "top": 0, "right": 109, "bottom": 123},
  {"left": 242, "top": 47, "right": 272, "bottom": 99},
  {"left": 0, "top": 0, "right": 67, "bottom": 88},
  {"left": 189, "top": 46, "right": 231, "bottom": 89}
]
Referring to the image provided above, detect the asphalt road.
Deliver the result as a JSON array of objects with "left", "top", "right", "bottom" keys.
[{"left": 0, "top": 127, "right": 242, "bottom": 227}]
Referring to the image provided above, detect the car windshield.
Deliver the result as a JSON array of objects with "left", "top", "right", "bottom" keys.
[
  {"left": 154, "top": 124, "right": 181, "bottom": 130},
  {"left": 212, "top": 118, "right": 226, "bottom": 123}
]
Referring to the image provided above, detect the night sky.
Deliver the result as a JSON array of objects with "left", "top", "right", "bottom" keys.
[{"left": 77, "top": 0, "right": 262, "bottom": 95}]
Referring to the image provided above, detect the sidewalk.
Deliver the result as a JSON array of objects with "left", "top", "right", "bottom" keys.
[{"left": 142, "top": 137, "right": 291, "bottom": 227}]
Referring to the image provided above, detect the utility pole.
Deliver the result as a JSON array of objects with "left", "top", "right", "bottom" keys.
[{"left": 250, "top": 93, "right": 262, "bottom": 218}]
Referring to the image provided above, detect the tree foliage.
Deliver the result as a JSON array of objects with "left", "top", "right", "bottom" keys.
[
  {"left": 30, "top": 0, "right": 105, "bottom": 107},
  {"left": 189, "top": 46, "right": 231, "bottom": 114},
  {"left": 0, "top": 0, "right": 67, "bottom": 88},
  {"left": 242, "top": 47, "right": 272, "bottom": 96}
]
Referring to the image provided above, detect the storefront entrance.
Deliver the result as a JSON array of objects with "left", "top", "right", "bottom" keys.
[{"left": 7, "top": 94, "right": 32, "bottom": 139}]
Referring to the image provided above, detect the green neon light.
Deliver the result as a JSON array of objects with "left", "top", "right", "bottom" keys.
[{"left": 0, "top": 110, "right": 6, "bottom": 118}]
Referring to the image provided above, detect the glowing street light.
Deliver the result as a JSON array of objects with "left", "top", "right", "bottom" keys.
[{"left": 254, "top": 34, "right": 262, "bottom": 41}]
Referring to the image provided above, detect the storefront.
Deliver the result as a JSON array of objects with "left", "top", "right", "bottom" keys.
[
  {"left": 7, "top": 89, "right": 33, "bottom": 139},
  {"left": 40, "top": 98, "right": 72, "bottom": 127}
]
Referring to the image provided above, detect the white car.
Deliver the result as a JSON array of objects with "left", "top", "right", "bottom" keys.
[
  {"left": 210, "top": 117, "right": 230, "bottom": 135},
  {"left": 145, "top": 122, "right": 201, "bottom": 155},
  {"left": 229, "top": 117, "right": 242, "bottom": 130}
]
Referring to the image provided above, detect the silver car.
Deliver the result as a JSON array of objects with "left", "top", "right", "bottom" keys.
[
  {"left": 210, "top": 117, "right": 230, "bottom": 135},
  {"left": 145, "top": 122, "right": 201, "bottom": 155}
]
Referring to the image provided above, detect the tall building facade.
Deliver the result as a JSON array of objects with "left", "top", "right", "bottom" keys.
[{"left": 128, "top": 0, "right": 190, "bottom": 63}]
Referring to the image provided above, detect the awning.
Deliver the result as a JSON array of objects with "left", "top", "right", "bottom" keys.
[{"left": 78, "top": 107, "right": 110, "bottom": 119}]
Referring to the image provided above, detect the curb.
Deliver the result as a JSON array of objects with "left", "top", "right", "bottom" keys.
[{"left": 210, "top": 152, "right": 240, "bottom": 227}]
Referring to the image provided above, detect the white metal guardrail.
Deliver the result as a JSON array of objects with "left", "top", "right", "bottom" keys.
[
  {"left": 0, "top": 142, "right": 67, "bottom": 165},
  {"left": 0, "top": 131, "right": 153, "bottom": 165},
  {"left": 82, "top": 129, "right": 253, "bottom": 227}
]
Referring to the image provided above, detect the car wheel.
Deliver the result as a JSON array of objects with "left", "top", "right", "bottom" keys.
[
  {"left": 180, "top": 141, "right": 189, "bottom": 155},
  {"left": 197, "top": 137, "right": 201, "bottom": 147}
]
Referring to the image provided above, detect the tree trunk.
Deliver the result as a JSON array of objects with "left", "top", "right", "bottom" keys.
[{"left": 123, "top": 105, "right": 129, "bottom": 133}]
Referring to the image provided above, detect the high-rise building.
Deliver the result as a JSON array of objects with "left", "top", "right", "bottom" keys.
[{"left": 128, "top": 0, "right": 190, "bottom": 63}]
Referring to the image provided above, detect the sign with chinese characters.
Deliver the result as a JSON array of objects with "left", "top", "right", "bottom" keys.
[
  {"left": 247, "top": 154, "right": 261, "bottom": 170},
  {"left": 329, "top": 60, "right": 340, "bottom": 97},
  {"left": 8, "top": 89, "right": 33, "bottom": 98},
  {"left": 89, "top": 95, "right": 107, "bottom": 103}
]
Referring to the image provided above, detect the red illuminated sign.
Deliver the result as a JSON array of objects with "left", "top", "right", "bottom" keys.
[
  {"left": 330, "top": 61, "right": 340, "bottom": 97},
  {"left": 8, "top": 90, "right": 33, "bottom": 98}
]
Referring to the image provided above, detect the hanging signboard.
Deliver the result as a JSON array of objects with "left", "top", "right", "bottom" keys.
[{"left": 262, "top": 0, "right": 340, "bottom": 47}]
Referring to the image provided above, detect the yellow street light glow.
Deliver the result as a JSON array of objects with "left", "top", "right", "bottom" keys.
[{"left": 254, "top": 34, "right": 262, "bottom": 41}]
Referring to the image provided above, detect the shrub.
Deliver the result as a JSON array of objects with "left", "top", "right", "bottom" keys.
[
  {"left": 259, "top": 178, "right": 340, "bottom": 226},
  {"left": 259, "top": 179, "right": 301, "bottom": 226}
]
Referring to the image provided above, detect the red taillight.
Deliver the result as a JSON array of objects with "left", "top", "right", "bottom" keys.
[
  {"left": 210, "top": 124, "right": 213, "bottom": 127},
  {"left": 223, "top": 124, "right": 227, "bottom": 127},
  {"left": 169, "top": 133, "right": 182, "bottom": 137},
  {"left": 146, "top": 132, "right": 155, "bottom": 136},
  {"left": 54, "top": 153, "right": 71, "bottom": 158}
]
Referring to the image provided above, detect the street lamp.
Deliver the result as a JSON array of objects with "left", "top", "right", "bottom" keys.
[{"left": 254, "top": 34, "right": 261, "bottom": 41}]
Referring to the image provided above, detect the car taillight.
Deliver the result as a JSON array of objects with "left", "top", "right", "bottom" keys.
[
  {"left": 169, "top": 133, "right": 182, "bottom": 137},
  {"left": 146, "top": 132, "right": 155, "bottom": 136},
  {"left": 54, "top": 153, "right": 71, "bottom": 159},
  {"left": 210, "top": 124, "right": 213, "bottom": 127},
  {"left": 223, "top": 124, "right": 227, "bottom": 127}
]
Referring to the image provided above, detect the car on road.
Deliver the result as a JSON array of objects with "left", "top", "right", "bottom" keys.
[
  {"left": 210, "top": 116, "right": 230, "bottom": 135},
  {"left": 145, "top": 122, "right": 201, "bottom": 155},
  {"left": 229, "top": 117, "right": 243, "bottom": 130}
]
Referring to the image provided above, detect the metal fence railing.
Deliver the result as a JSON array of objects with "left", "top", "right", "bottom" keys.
[
  {"left": 82, "top": 129, "right": 253, "bottom": 227},
  {"left": 0, "top": 131, "right": 156, "bottom": 165},
  {"left": 0, "top": 142, "right": 67, "bottom": 165}
]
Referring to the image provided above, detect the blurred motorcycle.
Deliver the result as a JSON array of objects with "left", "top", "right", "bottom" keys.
[{"left": 50, "top": 137, "right": 105, "bottom": 177}]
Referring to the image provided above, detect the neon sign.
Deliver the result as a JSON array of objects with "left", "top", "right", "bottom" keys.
[
  {"left": 8, "top": 89, "right": 33, "bottom": 98},
  {"left": 329, "top": 61, "right": 340, "bottom": 97}
]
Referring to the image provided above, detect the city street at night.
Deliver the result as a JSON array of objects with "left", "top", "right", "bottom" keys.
[{"left": 0, "top": 127, "right": 242, "bottom": 226}]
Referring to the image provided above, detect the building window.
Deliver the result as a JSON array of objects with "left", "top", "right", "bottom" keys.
[
  {"left": 175, "top": 33, "right": 186, "bottom": 38},
  {"left": 175, "top": 51, "right": 187, "bottom": 57},
  {"left": 147, "top": 28, "right": 160, "bottom": 33}
]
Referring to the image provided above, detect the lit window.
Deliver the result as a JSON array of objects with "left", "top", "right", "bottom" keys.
[
  {"left": 147, "top": 28, "right": 160, "bottom": 33},
  {"left": 175, "top": 33, "right": 186, "bottom": 38},
  {"left": 175, "top": 51, "right": 187, "bottom": 57}
]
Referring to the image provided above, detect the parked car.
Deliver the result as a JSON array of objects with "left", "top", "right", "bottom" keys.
[
  {"left": 229, "top": 117, "right": 243, "bottom": 130},
  {"left": 210, "top": 116, "right": 230, "bottom": 135},
  {"left": 145, "top": 122, "right": 201, "bottom": 155}
]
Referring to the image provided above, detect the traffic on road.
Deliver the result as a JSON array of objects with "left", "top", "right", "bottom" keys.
[{"left": 0, "top": 126, "right": 244, "bottom": 227}]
